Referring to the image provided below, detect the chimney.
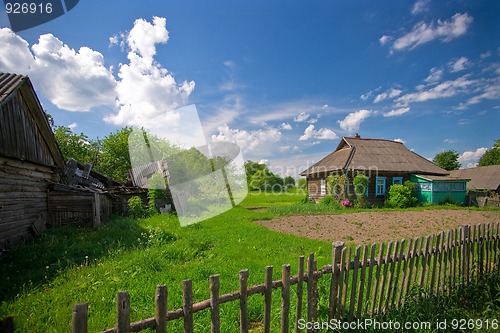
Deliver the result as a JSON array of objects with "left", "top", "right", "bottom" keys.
[{"left": 354, "top": 133, "right": 361, "bottom": 138}]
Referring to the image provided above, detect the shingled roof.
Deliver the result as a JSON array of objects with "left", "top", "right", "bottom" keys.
[
  {"left": 450, "top": 165, "right": 500, "bottom": 191},
  {"left": 300, "top": 136, "right": 449, "bottom": 176}
]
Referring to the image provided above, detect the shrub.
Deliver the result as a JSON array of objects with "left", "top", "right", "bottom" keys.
[
  {"left": 385, "top": 181, "right": 417, "bottom": 208},
  {"left": 318, "top": 195, "right": 342, "bottom": 209},
  {"left": 353, "top": 174, "right": 369, "bottom": 208},
  {"left": 299, "top": 192, "right": 313, "bottom": 204},
  {"left": 127, "top": 196, "right": 147, "bottom": 218}
]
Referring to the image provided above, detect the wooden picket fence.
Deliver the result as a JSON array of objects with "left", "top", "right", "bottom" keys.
[{"left": 72, "top": 223, "right": 500, "bottom": 333}]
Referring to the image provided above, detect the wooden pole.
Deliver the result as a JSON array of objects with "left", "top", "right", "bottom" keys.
[
  {"left": 294, "top": 256, "right": 305, "bottom": 333},
  {"left": 183, "top": 280, "right": 193, "bottom": 333},
  {"left": 155, "top": 285, "right": 167, "bottom": 333},
  {"left": 72, "top": 303, "right": 88, "bottom": 333},
  {"left": 117, "top": 292, "right": 131, "bottom": 333},
  {"left": 239, "top": 269, "right": 249, "bottom": 333},
  {"left": 306, "top": 254, "right": 314, "bottom": 332},
  {"left": 281, "top": 264, "right": 291, "bottom": 333},
  {"left": 210, "top": 275, "right": 220, "bottom": 333},
  {"left": 329, "top": 242, "right": 344, "bottom": 320},
  {"left": 264, "top": 266, "right": 273, "bottom": 333}
]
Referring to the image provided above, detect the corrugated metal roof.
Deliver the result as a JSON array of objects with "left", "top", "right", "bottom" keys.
[
  {"left": 0, "top": 72, "right": 26, "bottom": 105},
  {"left": 450, "top": 165, "right": 500, "bottom": 191},
  {"left": 414, "top": 174, "right": 469, "bottom": 181},
  {"left": 301, "top": 136, "right": 449, "bottom": 176}
]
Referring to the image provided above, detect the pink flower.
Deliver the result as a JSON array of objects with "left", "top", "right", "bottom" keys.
[{"left": 342, "top": 199, "right": 352, "bottom": 207}]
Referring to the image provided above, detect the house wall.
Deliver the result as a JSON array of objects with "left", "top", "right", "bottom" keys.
[
  {"left": 410, "top": 175, "right": 467, "bottom": 204},
  {"left": 0, "top": 156, "right": 56, "bottom": 249},
  {"left": 307, "top": 172, "right": 411, "bottom": 204}
]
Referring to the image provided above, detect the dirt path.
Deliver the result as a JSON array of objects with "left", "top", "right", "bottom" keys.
[{"left": 256, "top": 210, "right": 500, "bottom": 245}]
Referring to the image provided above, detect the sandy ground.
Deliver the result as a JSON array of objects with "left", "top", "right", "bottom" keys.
[{"left": 256, "top": 210, "right": 500, "bottom": 245}]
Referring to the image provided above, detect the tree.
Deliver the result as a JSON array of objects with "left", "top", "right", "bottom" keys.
[
  {"left": 244, "top": 160, "right": 266, "bottom": 185},
  {"left": 98, "top": 127, "right": 134, "bottom": 181},
  {"left": 478, "top": 139, "right": 500, "bottom": 166},
  {"left": 283, "top": 176, "right": 295, "bottom": 189},
  {"left": 297, "top": 178, "right": 307, "bottom": 189},
  {"left": 433, "top": 150, "right": 461, "bottom": 171},
  {"left": 53, "top": 126, "right": 100, "bottom": 165}
]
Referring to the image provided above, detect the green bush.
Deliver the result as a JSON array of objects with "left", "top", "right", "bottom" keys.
[
  {"left": 127, "top": 196, "right": 147, "bottom": 218},
  {"left": 385, "top": 181, "right": 417, "bottom": 208},
  {"left": 353, "top": 174, "right": 369, "bottom": 208},
  {"left": 318, "top": 195, "right": 342, "bottom": 209}
]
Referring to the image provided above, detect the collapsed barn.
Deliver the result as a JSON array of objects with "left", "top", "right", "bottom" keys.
[{"left": 0, "top": 72, "right": 146, "bottom": 249}]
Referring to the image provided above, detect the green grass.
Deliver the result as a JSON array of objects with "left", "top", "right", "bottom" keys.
[{"left": 0, "top": 191, "right": 498, "bottom": 332}]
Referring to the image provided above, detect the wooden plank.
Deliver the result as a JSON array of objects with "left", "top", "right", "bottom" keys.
[
  {"left": 356, "top": 244, "right": 369, "bottom": 319},
  {"left": 349, "top": 246, "right": 361, "bottom": 319},
  {"left": 386, "top": 240, "right": 400, "bottom": 309},
  {"left": 419, "top": 236, "right": 431, "bottom": 288},
  {"left": 281, "top": 264, "right": 291, "bottom": 333},
  {"left": 430, "top": 233, "right": 441, "bottom": 293},
  {"left": 343, "top": 247, "right": 351, "bottom": 318},
  {"left": 117, "top": 291, "right": 131, "bottom": 333},
  {"left": 404, "top": 238, "right": 419, "bottom": 301},
  {"left": 155, "top": 285, "right": 167, "bottom": 333},
  {"left": 239, "top": 269, "right": 249, "bottom": 333},
  {"left": 182, "top": 280, "right": 193, "bottom": 333},
  {"left": 329, "top": 242, "right": 344, "bottom": 320},
  {"left": 210, "top": 275, "right": 220, "bottom": 333},
  {"left": 444, "top": 230, "right": 452, "bottom": 295},
  {"left": 72, "top": 302, "right": 88, "bottom": 333},
  {"left": 363, "top": 244, "right": 376, "bottom": 315},
  {"left": 294, "top": 256, "right": 304, "bottom": 333},
  {"left": 370, "top": 243, "right": 384, "bottom": 315},
  {"left": 264, "top": 266, "right": 273, "bottom": 333},
  {"left": 377, "top": 241, "right": 392, "bottom": 314},
  {"left": 306, "top": 254, "right": 314, "bottom": 332},
  {"left": 436, "top": 232, "right": 444, "bottom": 295},
  {"left": 337, "top": 248, "right": 346, "bottom": 318},
  {"left": 397, "top": 238, "right": 412, "bottom": 307}
]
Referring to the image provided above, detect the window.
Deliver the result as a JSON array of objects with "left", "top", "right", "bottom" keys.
[
  {"left": 392, "top": 177, "right": 403, "bottom": 185},
  {"left": 320, "top": 179, "right": 326, "bottom": 196},
  {"left": 376, "top": 177, "right": 386, "bottom": 196}
]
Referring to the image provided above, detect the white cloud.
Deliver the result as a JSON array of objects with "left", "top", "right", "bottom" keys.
[
  {"left": 396, "top": 76, "right": 475, "bottom": 104},
  {"left": 411, "top": 0, "right": 430, "bottom": 15},
  {"left": 211, "top": 124, "right": 281, "bottom": 152},
  {"left": 299, "top": 124, "right": 338, "bottom": 141},
  {"left": 68, "top": 122, "right": 78, "bottom": 130},
  {"left": 280, "top": 122, "right": 292, "bottom": 130},
  {"left": 424, "top": 67, "right": 444, "bottom": 83},
  {"left": 294, "top": 112, "right": 310, "bottom": 122},
  {"left": 449, "top": 57, "right": 470, "bottom": 72},
  {"left": 383, "top": 107, "right": 410, "bottom": 117},
  {"left": 374, "top": 88, "right": 402, "bottom": 103},
  {"left": 464, "top": 78, "right": 500, "bottom": 106},
  {"left": 444, "top": 139, "right": 459, "bottom": 144},
  {"left": 391, "top": 13, "right": 473, "bottom": 52},
  {"left": 394, "top": 138, "right": 406, "bottom": 144},
  {"left": 0, "top": 28, "right": 117, "bottom": 112},
  {"left": 337, "top": 109, "right": 373, "bottom": 133},
  {"left": 459, "top": 147, "right": 488, "bottom": 168},
  {"left": 379, "top": 35, "right": 392, "bottom": 46},
  {"left": 105, "top": 17, "right": 195, "bottom": 128}
]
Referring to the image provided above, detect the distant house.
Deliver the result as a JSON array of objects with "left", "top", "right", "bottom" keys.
[
  {"left": 450, "top": 165, "right": 500, "bottom": 194},
  {"left": 300, "top": 135, "right": 469, "bottom": 204}
]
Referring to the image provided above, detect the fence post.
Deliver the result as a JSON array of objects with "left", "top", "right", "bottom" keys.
[
  {"left": 294, "top": 256, "right": 305, "bottom": 333},
  {"left": 239, "top": 269, "right": 249, "bottom": 333},
  {"left": 461, "top": 225, "right": 470, "bottom": 285},
  {"left": 72, "top": 303, "right": 88, "bottom": 333},
  {"left": 117, "top": 291, "right": 131, "bottom": 333},
  {"left": 349, "top": 246, "right": 361, "bottom": 320},
  {"left": 264, "top": 266, "right": 273, "bottom": 333},
  {"left": 183, "top": 280, "right": 193, "bottom": 333},
  {"left": 210, "top": 275, "right": 220, "bottom": 333},
  {"left": 155, "top": 285, "right": 167, "bottom": 333},
  {"left": 306, "top": 253, "right": 315, "bottom": 332},
  {"left": 329, "top": 242, "right": 344, "bottom": 321},
  {"left": 281, "top": 264, "right": 291, "bottom": 333}
]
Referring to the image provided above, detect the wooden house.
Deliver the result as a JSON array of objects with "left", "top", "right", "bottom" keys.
[
  {"left": 0, "top": 73, "right": 116, "bottom": 249},
  {"left": 0, "top": 73, "right": 66, "bottom": 248},
  {"left": 300, "top": 135, "right": 468, "bottom": 204},
  {"left": 450, "top": 165, "right": 500, "bottom": 206}
]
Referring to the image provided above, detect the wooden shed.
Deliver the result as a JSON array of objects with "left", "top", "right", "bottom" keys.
[{"left": 0, "top": 73, "right": 65, "bottom": 248}]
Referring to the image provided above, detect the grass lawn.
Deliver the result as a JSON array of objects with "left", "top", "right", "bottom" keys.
[{"left": 0, "top": 189, "right": 498, "bottom": 332}]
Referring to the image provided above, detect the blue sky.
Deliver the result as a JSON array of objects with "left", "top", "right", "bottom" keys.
[{"left": 1, "top": 0, "right": 499, "bottom": 177}]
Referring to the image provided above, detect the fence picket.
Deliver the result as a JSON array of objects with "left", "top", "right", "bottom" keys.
[
  {"left": 397, "top": 238, "right": 411, "bottom": 307},
  {"left": 430, "top": 234, "right": 440, "bottom": 293},
  {"left": 329, "top": 242, "right": 344, "bottom": 320},
  {"left": 364, "top": 244, "right": 376, "bottom": 315},
  {"left": 182, "top": 280, "right": 193, "bottom": 333},
  {"left": 117, "top": 292, "right": 131, "bottom": 333},
  {"left": 281, "top": 265, "right": 291, "bottom": 333},
  {"left": 306, "top": 254, "right": 314, "bottom": 331},
  {"left": 209, "top": 276, "right": 220, "bottom": 333},
  {"left": 72, "top": 302, "right": 88, "bottom": 333},
  {"left": 239, "top": 269, "right": 249, "bottom": 333},
  {"left": 264, "top": 266, "right": 273, "bottom": 333},
  {"left": 294, "top": 256, "right": 304, "bottom": 333},
  {"left": 338, "top": 248, "right": 346, "bottom": 317},
  {"left": 155, "top": 285, "right": 167, "bottom": 333},
  {"left": 377, "top": 241, "right": 392, "bottom": 314},
  {"left": 349, "top": 246, "right": 361, "bottom": 319},
  {"left": 370, "top": 243, "right": 384, "bottom": 315},
  {"left": 356, "top": 244, "right": 369, "bottom": 319}
]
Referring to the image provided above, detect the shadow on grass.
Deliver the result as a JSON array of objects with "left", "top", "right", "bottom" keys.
[{"left": 0, "top": 215, "right": 173, "bottom": 302}]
